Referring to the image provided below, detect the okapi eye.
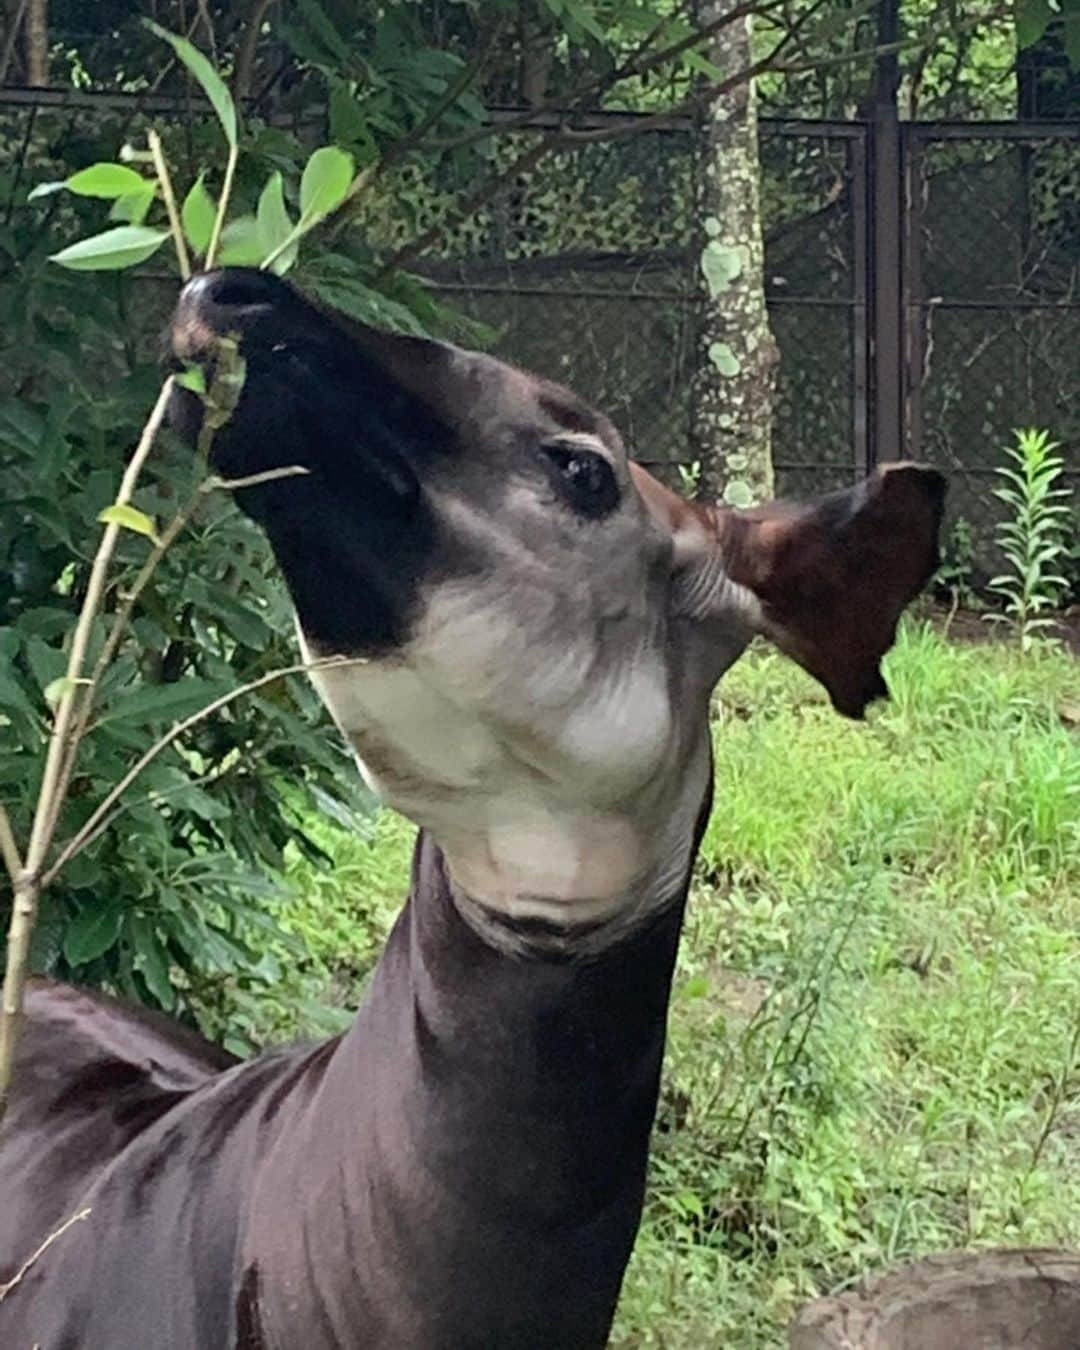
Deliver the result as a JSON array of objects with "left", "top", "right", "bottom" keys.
[{"left": 541, "top": 442, "right": 619, "bottom": 518}]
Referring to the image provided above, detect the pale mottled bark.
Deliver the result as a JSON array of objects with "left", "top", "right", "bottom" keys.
[
  {"left": 24, "top": 0, "right": 46, "bottom": 85},
  {"left": 687, "top": 7, "right": 777, "bottom": 507}
]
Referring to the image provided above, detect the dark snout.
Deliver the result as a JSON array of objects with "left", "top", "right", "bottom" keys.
[
  {"left": 170, "top": 268, "right": 454, "bottom": 487},
  {"left": 168, "top": 268, "right": 454, "bottom": 654}
]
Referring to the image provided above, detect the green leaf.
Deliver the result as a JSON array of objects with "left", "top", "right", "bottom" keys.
[
  {"left": 25, "top": 635, "right": 67, "bottom": 695},
  {"left": 130, "top": 914, "right": 176, "bottom": 1010},
  {"left": 256, "top": 172, "right": 298, "bottom": 274},
  {"left": 175, "top": 365, "right": 207, "bottom": 394},
  {"left": 1064, "top": 12, "right": 1080, "bottom": 66},
  {"left": 98, "top": 677, "right": 230, "bottom": 726},
  {"left": 98, "top": 502, "right": 160, "bottom": 544},
  {"left": 109, "top": 185, "right": 157, "bottom": 224},
  {"left": 50, "top": 226, "right": 170, "bottom": 271},
  {"left": 0, "top": 662, "right": 39, "bottom": 723},
  {"left": 63, "top": 901, "right": 124, "bottom": 965},
  {"left": 299, "top": 146, "right": 354, "bottom": 224},
  {"left": 328, "top": 78, "right": 369, "bottom": 146},
  {"left": 145, "top": 21, "right": 237, "bottom": 148},
  {"left": 681, "top": 48, "right": 726, "bottom": 82},
  {"left": 216, "top": 216, "right": 264, "bottom": 266},
  {"left": 67, "top": 162, "right": 149, "bottom": 199},
  {"left": 1016, "top": 0, "right": 1054, "bottom": 49},
  {"left": 182, "top": 174, "right": 218, "bottom": 255},
  {"left": 294, "top": 0, "right": 351, "bottom": 64}
]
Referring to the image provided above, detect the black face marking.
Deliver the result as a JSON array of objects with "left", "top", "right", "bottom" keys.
[{"left": 168, "top": 271, "right": 460, "bottom": 654}]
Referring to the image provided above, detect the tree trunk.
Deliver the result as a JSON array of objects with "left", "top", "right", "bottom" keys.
[
  {"left": 24, "top": 0, "right": 46, "bottom": 85},
  {"left": 687, "top": 7, "right": 777, "bottom": 507}
]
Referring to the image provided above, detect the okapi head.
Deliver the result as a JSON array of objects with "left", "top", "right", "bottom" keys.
[{"left": 171, "top": 269, "right": 944, "bottom": 946}]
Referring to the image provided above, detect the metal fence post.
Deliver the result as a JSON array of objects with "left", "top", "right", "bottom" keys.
[{"left": 870, "top": 0, "right": 903, "bottom": 465}]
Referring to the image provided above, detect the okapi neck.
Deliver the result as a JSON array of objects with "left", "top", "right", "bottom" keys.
[{"left": 252, "top": 817, "right": 709, "bottom": 1349}]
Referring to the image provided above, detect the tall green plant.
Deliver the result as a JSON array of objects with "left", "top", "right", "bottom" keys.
[{"left": 988, "top": 427, "right": 1072, "bottom": 651}]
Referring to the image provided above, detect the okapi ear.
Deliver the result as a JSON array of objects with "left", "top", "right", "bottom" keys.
[
  {"left": 715, "top": 464, "right": 946, "bottom": 717},
  {"left": 631, "top": 462, "right": 946, "bottom": 718}
]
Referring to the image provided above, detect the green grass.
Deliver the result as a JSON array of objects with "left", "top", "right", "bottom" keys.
[{"left": 241, "top": 622, "right": 1079, "bottom": 1347}]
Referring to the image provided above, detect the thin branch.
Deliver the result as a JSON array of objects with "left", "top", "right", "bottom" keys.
[
  {"left": 22, "top": 378, "right": 174, "bottom": 885},
  {"left": 0, "top": 803, "right": 22, "bottom": 885},
  {"left": 149, "top": 129, "right": 191, "bottom": 281},
  {"left": 41, "top": 656, "right": 366, "bottom": 887},
  {"left": 202, "top": 464, "right": 310, "bottom": 492},
  {"left": 233, "top": 0, "right": 275, "bottom": 102},
  {"left": 0, "top": 1207, "right": 92, "bottom": 1302},
  {"left": 423, "top": 0, "right": 788, "bottom": 159},
  {"left": 204, "top": 141, "right": 237, "bottom": 270},
  {"left": 43, "top": 488, "right": 205, "bottom": 848}
]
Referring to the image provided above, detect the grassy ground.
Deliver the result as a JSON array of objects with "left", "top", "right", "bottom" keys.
[{"left": 242, "top": 621, "right": 1079, "bottom": 1347}]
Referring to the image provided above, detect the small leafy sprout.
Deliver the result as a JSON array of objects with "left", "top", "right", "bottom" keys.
[
  {"left": 97, "top": 503, "right": 161, "bottom": 546},
  {"left": 988, "top": 427, "right": 1072, "bottom": 651},
  {"left": 31, "top": 24, "right": 356, "bottom": 279}
]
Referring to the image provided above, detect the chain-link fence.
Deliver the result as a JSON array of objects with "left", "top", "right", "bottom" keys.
[
  {"left": 0, "top": 89, "right": 1075, "bottom": 578},
  {"left": 907, "top": 125, "right": 1080, "bottom": 566},
  {"left": 415, "top": 115, "right": 1079, "bottom": 579},
  {"left": 415, "top": 120, "right": 866, "bottom": 505}
]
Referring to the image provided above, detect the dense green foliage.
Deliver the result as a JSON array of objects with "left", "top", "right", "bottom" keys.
[{"left": 247, "top": 624, "right": 1080, "bottom": 1344}]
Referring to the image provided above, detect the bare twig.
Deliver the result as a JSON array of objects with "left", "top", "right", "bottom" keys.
[
  {"left": 321, "top": 21, "right": 506, "bottom": 249},
  {"left": 0, "top": 803, "right": 22, "bottom": 885},
  {"left": 43, "top": 489, "right": 205, "bottom": 848},
  {"left": 204, "top": 141, "right": 237, "bottom": 270},
  {"left": 233, "top": 0, "right": 276, "bottom": 102},
  {"left": 41, "top": 655, "right": 366, "bottom": 887},
  {"left": 202, "top": 464, "right": 310, "bottom": 492},
  {"left": 423, "top": 0, "right": 789, "bottom": 162},
  {"left": 149, "top": 129, "right": 192, "bottom": 281},
  {"left": 0, "top": 1207, "right": 92, "bottom": 1302}
]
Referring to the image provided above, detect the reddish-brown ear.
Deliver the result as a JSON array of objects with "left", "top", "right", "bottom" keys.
[
  {"left": 716, "top": 463, "right": 946, "bottom": 717},
  {"left": 631, "top": 461, "right": 946, "bottom": 718}
]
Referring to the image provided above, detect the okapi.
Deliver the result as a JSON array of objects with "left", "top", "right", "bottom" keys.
[{"left": 0, "top": 268, "right": 944, "bottom": 1349}]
